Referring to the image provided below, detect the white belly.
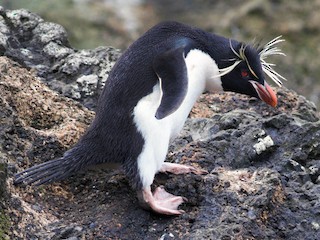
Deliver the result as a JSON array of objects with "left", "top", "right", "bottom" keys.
[
  {"left": 133, "top": 84, "right": 178, "bottom": 188},
  {"left": 132, "top": 49, "right": 222, "bottom": 188}
]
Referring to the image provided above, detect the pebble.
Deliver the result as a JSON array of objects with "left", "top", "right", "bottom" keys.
[
  {"left": 159, "top": 233, "right": 174, "bottom": 240},
  {"left": 253, "top": 135, "right": 274, "bottom": 155},
  {"left": 247, "top": 209, "right": 256, "bottom": 220},
  {"left": 311, "top": 221, "right": 319, "bottom": 230}
]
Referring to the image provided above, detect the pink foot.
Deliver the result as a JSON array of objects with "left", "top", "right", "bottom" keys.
[
  {"left": 159, "top": 162, "right": 208, "bottom": 175},
  {"left": 138, "top": 186, "right": 187, "bottom": 215}
]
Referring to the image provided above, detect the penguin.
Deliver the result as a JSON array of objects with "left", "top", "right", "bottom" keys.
[{"left": 14, "top": 21, "right": 286, "bottom": 215}]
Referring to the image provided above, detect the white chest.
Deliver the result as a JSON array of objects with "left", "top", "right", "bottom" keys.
[{"left": 133, "top": 49, "right": 222, "bottom": 188}]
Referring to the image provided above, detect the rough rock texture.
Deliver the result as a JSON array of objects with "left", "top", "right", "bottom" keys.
[
  {"left": 0, "top": 7, "right": 319, "bottom": 240},
  {"left": 0, "top": 56, "right": 94, "bottom": 239},
  {"left": 0, "top": 7, "right": 121, "bottom": 110}
]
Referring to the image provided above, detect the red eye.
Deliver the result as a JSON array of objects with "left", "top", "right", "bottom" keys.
[{"left": 241, "top": 70, "right": 249, "bottom": 78}]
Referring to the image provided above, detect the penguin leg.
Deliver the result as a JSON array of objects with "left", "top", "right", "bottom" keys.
[
  {"left": 138, "top": 185, "right": 186, "bottom": 215},
  {"left": 159, "top": 162, "right": 208, "bottom": 175},
  {"left": 136, "top": 163, "right": 207, "bottom": 215},
  {"left": 136, "top": 156, "right": 187, "bottom": 215}
]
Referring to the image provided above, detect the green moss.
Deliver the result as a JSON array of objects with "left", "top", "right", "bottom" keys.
[
  {"left": 0, "top": 163, "right": 5, "bottom": 172},
  {"left": 0, "top": 209, "right": 9, "bottom": 240}
]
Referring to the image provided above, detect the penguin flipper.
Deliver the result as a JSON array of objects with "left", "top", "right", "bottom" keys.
[{"left": 153, "top": 46, "right": 188, "bottom": 119}]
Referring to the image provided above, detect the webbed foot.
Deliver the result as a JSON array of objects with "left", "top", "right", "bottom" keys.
[{"left": 138, "top": 186, "right": 186, "bottom": 215}]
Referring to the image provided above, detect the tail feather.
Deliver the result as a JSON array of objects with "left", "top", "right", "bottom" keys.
[
  {"left": 15, "top": 158, "right": 62, "bottom": 180},
  {"left": 14, "top": 143, "right": 100, "bottom": 186},
  {"left": 14, "top": 157, "right": 75, "bottom": 186}
]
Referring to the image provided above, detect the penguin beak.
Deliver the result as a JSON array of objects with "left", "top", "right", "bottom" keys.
[{"left": 249, "top": 81, "right": 278, "bottom": 107}]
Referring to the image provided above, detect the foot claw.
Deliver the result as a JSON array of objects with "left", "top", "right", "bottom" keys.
[
  {"left": 189, "top": 166, "right": 208, "bottom": 175},
  {"left": 139, "top": 186, "right": 187, "bottom": 215}
]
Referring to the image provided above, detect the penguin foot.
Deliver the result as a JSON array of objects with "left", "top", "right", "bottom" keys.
[
  {"left": 138, "top": 186, "right": 186, "bottom": 215},
  {"left": 159, "top": 162, "right": 208, "bottom": 175}
]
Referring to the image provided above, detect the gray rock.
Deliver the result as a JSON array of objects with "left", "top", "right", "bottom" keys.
[
  {"left": 0, "top": 8, "right": 121, "bottom": 110},
  {"left": 169, "top": 103, "right": 320, "bottom": 239}
]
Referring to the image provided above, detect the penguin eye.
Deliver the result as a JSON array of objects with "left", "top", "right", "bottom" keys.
[{"left": 241, "top": 70, "right": 249, "bottom": 79}]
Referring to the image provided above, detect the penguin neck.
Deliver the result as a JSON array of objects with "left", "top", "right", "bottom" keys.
[
  {"left": 168, "top": 49, "right": 222, "bottom": 135},
  {"left": 179, "top": 49, "right": 222, "bottom": 115}
]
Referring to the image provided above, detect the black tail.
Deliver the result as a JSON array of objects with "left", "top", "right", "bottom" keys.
[
  {"left": 14, "top": 158, "right": 72, "bottom": 186},
  {"left": 14, "top": 147, "right": 88, "bottom": 186}
]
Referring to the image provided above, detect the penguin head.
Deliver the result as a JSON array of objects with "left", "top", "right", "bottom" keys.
[{"left": 218, "top": 37, "right": 285, "bottom": 107}]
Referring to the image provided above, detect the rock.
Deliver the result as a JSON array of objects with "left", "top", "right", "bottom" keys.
[
  {"left": 0, "top": 156, "right": 7, "bottom": 199},
  {"left": 0, "top": 8, "right": 121, "bottom": 110},
  {"left": 0, "top": 56, "right": 94, "bottom": 239},
  {"left": 0, "top": 153, "right": 9, "bottom": 239},
  {"left": 0, "top": 7, "right": 319, "bottom": 240}
]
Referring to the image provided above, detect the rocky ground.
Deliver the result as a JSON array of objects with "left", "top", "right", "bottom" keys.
[{"left": 0, "top": 8, "right": 320, "bottom": 240}]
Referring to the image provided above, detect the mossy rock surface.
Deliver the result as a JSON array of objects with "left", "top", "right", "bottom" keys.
[{"left": 0, "top": 210, "right": 9, "bottom": 240}]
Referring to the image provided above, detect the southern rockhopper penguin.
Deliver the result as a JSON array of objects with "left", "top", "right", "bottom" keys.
[{"left": 14, "top": 21, "right": 286, "bottom": 215}]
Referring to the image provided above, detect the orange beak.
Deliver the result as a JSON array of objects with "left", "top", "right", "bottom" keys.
[{"left": 249, "top": 81, "right": 277, "bottom": 107}]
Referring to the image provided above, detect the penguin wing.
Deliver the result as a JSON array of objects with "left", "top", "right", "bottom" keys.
[{"left": 153, "top": 46, "right": 188, "bottom": 119}]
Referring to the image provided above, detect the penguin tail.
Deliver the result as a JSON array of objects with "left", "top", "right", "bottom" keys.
[{"left": 14, "top": 156, "right": 77, "bottom": 186}]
